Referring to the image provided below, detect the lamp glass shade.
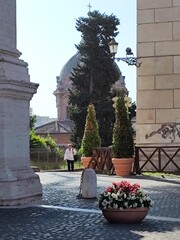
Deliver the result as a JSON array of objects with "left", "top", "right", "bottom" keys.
[{"left": 108, "top": 38, "right": 118, "bottom": 55}]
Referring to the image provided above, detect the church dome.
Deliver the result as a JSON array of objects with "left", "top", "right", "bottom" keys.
[
  {"left": 56, "top": 52, "right": 81, "bottom": 85},
  {"left": 54, "top": 52, "right": 126, "bottom": 121},
  {"left": 56, "top": 52, "right": 125, "bottom": 91}
]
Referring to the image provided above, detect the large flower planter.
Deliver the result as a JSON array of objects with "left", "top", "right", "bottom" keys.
[
  {"left": 81, "top": 157, "right": 93, "bottom": 168},
  {"left": 101, "top": 207, "right": 149, "bottom": 223},
  {"left": 112, "top": 158, "right": 134, "bottom": 176}
]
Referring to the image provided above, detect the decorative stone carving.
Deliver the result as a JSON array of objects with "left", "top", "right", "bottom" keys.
[{"left": 145, "top": 122, "right": 180, "bottom": 143}]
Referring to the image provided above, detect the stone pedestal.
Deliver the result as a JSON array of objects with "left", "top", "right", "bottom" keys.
[
  {"left": 0, "top": 0, "right": 42, "bottom": 205},
  {"left": 81, "top": 169, "right": 97, "bottom": 199}
]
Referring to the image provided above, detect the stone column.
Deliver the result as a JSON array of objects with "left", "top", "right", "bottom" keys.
[
  {"left": 136, "top": 0, "right": 180, "bottom": 170},
  {"left": 0, "top": 0, "right": 42, "bottom": 205}
]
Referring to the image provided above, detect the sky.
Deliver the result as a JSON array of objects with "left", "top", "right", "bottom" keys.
[{"left": 16, "top": 0, "right": 137, "bottom": 118}]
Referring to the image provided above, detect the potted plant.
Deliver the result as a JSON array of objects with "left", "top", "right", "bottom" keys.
[
  {"left": 99, "top": 180, "right": 153, "bottom": 223},
  {"left": 112, "top": 91, "right": 135, "bottom": 176},
  {"left": 80, "top": 103, "right": 101, "bottom": 168}
]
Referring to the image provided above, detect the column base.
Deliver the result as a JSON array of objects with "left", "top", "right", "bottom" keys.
[{"left": 0, "top": 174, "right": 42, "bottom": 206}]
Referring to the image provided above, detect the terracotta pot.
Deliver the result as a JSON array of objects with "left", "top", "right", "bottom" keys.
[
  {"left": 101, "top": 207, "right": 149, "bottom": 223},
  {"left": 112, "top": 158, "right": 134, "bottom": 176},
  {"left": 81, "top": 157, "right": 92, "bottom": 168}
]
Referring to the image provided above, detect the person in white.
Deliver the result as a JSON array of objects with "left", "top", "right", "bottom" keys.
[{"left": 64, "top": 144, "right": 77, "bottom": 172}]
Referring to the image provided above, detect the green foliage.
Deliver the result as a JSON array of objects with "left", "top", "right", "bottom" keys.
[
  {"left": 31, "top": 161, "right": 61, "bottom": 170},
  {"left": 30, "top": 108, "right": 37, "bottom": 130},
  {"left": 112, "top": 92, "right": 134, "bottom": 158},
  {"left": 30, "top": 132, "right": 63, "bottom": 157},
  {"left": 81, "top": 104, "right": 101, "bottom": 156},
  {"left": 30, "top": 161, "right": 82, "bottom": 171},
  {"left": 29, "top": 109, "right": 63, "bottom": 158},
  {"left": 45, "top": 134, "right": 63, "bottom": 156},
  {"left": 30, "top": 130, "right": 48, "bottom": 149},
  {"left": 69, "top": 10, "right": 120, "bottom": 148},
  {"left": 29, "top": 109, "right": 47, "bottom": 149}
]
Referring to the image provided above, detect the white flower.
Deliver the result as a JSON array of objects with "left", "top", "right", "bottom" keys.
[
  {"left": 123, "top": 193, "right": 127, "bottom": 199},
  {"left": 142, "top": 196, "right": 147, "bottom": 201},
  {"left": 150, "top": 201, "right": 154, "bottom": 206},
  {"left": 111, "top": 193, "right": 118, "bottom": 199},
  {"left": 133, "top": 203, "right": 138, "bottom": 208},
  {"left": 119, "top": 192, "right": 123, "bottom": 197},
  {"left": 113, "top": 203, "right": 119, "bottom": 209},
  {"left": 141, "top": 190, "right": 147, "bottom": 196},
  {"left": 99, "top": 181, "right": 153, "bottom": 210},
  {"left": 130, "top": 195, "right": 136, "bottom": 200},
  {"left": 104, "top": 192, "right": 110, "bottom": 197},
  {"left": 102, "top": 199, "right": 108, "bottom": 207}
]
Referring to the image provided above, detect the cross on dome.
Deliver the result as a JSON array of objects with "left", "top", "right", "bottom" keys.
[{"left": 87, "top": 3, "right": 92, "bottom": 13}]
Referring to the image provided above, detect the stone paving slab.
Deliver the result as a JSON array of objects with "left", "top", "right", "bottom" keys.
[
  {"left": 41, "top": 172, "right": 180, "bottom": 219},
  {"left": 0, "top": 171, "right": 180, "bottom": 240},
  {"left": 0, "top": 207, "right": 180, "bottom": 240}
]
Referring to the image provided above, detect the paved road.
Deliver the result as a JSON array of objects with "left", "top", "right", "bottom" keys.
[{"left": 0, "top": 171, "right": 180, "bottom": 240}]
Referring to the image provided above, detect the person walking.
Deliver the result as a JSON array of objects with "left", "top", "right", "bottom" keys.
[{"left": 64, "top": 144, "right": 76, "bottom": 172}]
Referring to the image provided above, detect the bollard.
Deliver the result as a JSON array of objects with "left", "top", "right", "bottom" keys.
[{"left": 81, "top": 168, "right": 97, "bottom": 199}]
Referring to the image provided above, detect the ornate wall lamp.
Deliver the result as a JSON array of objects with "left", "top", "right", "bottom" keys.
[{"left": 108, "top": 38, "right": 142, "bottom": 67}]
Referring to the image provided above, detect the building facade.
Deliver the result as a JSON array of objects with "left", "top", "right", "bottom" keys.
[{"left": 136, "top": 0, "right": 180, "bottom": 171}]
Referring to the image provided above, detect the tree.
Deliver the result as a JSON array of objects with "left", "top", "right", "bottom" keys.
[
  {"left": 29, "top": 130, "right": 48, "bottom": 149},
  {"left": 69, "top": 10, "right": 120, "bottom": 148},
  {"left": 29, "top": 110, "right": 62, "bottom": 156},
  {"left": 45, "top": 134, "right": 63, "bottom": 155},
  {"left": 30, "top": 108, "right": 37, "bottom": 130},
  {"left": 81, "top": 104, "right": 101, "bottom": 157},
  {"left": 29, "top": 109, "right": 47, "bottom": 149},
  {"left": 112, "top": 91, "right": 134, "bottom": 158}
]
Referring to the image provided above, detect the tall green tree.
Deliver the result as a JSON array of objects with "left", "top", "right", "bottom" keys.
[
  {"left": 81, "top": 104, "right": 101, "bottom": 156},
  {"left": 69, "top": 10, "right": 120, "bottom": 148},
  {"left": 112, "top": 91, "right": 134, "bottom": 158}
]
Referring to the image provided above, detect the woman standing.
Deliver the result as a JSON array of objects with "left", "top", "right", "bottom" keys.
[{"left": 64, "top": 144, "right": 76, "bottom": 172}]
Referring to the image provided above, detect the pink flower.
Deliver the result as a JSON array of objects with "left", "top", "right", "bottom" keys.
[
  {"left": 106, "top": 186, "right": 113, "bottom": 192},
  {"left": 99, "top": 180, "right": 153, "bottom": 210}
]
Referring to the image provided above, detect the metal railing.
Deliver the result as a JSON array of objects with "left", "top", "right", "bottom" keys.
[
  {"left": 134, "top": 146, "right": 180, "bottom": 174},
  {"left": 30, "top": 148, "right": 63, "bottom": 163},
  {"left": 87, "top": 147, "right": 114, "bottom": 174}
]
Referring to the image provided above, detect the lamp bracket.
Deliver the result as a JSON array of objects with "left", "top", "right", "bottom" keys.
[{"left": 114, "top": 57, "right": 142, "bottom": 68}]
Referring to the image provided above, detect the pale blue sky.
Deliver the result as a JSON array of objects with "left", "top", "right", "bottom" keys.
[{"left": 16, "top": 0, "right": 137, "bottom": 118}]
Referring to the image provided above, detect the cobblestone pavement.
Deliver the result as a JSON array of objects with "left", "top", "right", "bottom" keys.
[{"left": 0, "top": 171, "right": 180, "bottom": 240}]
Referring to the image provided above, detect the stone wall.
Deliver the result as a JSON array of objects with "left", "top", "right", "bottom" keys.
[{"left": 136, "top": 0, "right": 180, "bottom": 146}]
